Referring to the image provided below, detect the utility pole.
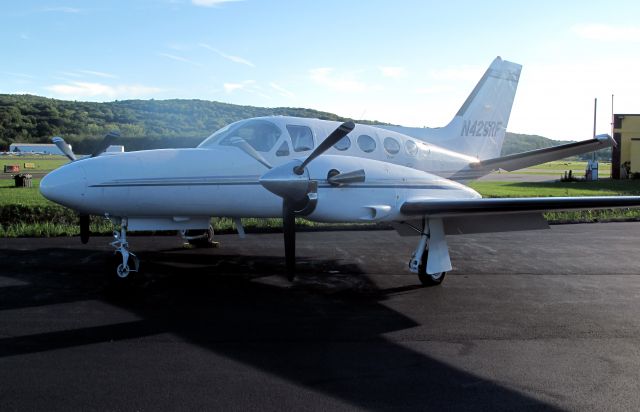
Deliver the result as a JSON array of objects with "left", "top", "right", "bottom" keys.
[{"left": 593, "top": 97, "right": 597, "bottom": 140}]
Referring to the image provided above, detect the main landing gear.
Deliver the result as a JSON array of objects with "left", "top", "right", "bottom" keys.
[
  {"left": 408, "top": 219, "right": 448, "bottom": 286},
  {"left": 179, "top": 225, "right": 217, "bottom": 248},
  {"left": 110, "top": 218, "right": 139, "bottom": 280}
]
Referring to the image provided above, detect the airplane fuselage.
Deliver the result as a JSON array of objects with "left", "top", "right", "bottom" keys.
[{"left": 40, "top": 116, "right": 481, "bottom": 230}]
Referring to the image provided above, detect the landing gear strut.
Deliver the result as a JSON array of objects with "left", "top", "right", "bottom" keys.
[
  {"left": 110, "top": 218, "right": 139, "bottom": 279},
  {"left": 408, "top": 219, "right": 447, "bottom": 286}
]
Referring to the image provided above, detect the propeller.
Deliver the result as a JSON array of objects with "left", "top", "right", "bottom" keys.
[
  {"left": 91, "top": 131, "right": 120, "bottom": 157},
  {"left": 52, "top": 136, "right": 76, "bottom": 161},
  {"left": 80, "top": 214, "right": 90, "bottom": 244},
  {"left": 294, "top": 122, "right": 356, "bottom": 175},
  {"left": 260, "top": 121, "right": 355, "bottom": 280},
  {"left": 52, "top": 131, "right": 121, "bottom": 161},
  {"left": 230, "top": 137, "right": 272, "bottom": 169}
]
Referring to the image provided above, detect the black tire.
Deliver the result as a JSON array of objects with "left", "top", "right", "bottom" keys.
[
  {"left": 418, "top": 251, "right": 446, "bottom": 286},
  {"left": 105, "top": 254, "right": 135, "bottom": 290},
  {"left": 185, "top": 226, "right": 215, "bottom": 248}
]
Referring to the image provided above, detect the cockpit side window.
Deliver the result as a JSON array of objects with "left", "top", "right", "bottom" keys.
[
  {"left": 286, "top": 125, "right": 315, "bottom": 152},
  {"left": 199, "top": 119, "right": 282, "bottom": 152}
]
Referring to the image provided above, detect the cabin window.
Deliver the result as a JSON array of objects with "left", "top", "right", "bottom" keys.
[
  {"left": 276, "top": 141, "right": 290, "bottom": 157},
  {"left": 405, "top": 140, "right": 418, "bottom": 156},
  {"left": 287, "top": 125, "right": 315, "bottom": 152},
  {"left": 383, "top": 137, "right": 400, "bottom": 155},
  {"left": 357, "top": 134, "right": 376, "bottom": 153},
  {"left": 202, "top": 119, "right": 281, "bottom": 152},
  {"left": 334, "top": 136, "right": 351, "bottom": 151}
]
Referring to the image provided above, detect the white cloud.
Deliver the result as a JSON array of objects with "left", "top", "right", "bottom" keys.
[
  {"left": 222, "top": 80, "right": 272, "bottom": 99},
  {"left": 78, "top": 70, "right": 118, "bottom": 79},
  {"left": 223, "top": 79, "right": 255, "bottom": 93},
  {"left": 40, "top": 6, "right": 80, "bottom": 13},
  {"left": 45, "top": 81, "right": 162, "bottom": 99},
  {"left": 4, "top": 72, "right": 35, "bottom": 79},
  {"left": 270, "top": 82, "right": 294, "bottom": 98},
  {"left": 572, "top": 23, "right": 640, "bottom": 43},
  {"left": 309, "top": 67, "right": 370, "bottom": 93},
  {"left": 58, "top": 71, "right": 84, "bottom": 78},
  {"left": 192, "top": 0, "right": 241, "bottom": 7},
  {"left": 157, "top": 52, "right": 202, "bottom": 67},
  {"left": 56, "top": 70, "right": 118, "bottom": 79},
  {"left": 223, "top": 82, "right": 245, "bottom": 93},
  {"left": 428, "top": 65, "right": 484, "bottom": 82},
  {"left": 379, "top": 66, "right": 407, "bottom": 79},
  {"left": 414, "top": 85, "right": 456, "bottom": 95},
  {"left": 199, "top": 43, "right": 255, "bottom": 67}
]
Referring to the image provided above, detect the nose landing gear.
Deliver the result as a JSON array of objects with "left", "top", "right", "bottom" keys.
[{"left": 110, "top": 218, "right": 139, "bottom": 279}]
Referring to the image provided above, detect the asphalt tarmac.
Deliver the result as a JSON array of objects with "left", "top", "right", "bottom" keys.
[{"left": 2, "top": 223, "right": 640, "bottom": 411}]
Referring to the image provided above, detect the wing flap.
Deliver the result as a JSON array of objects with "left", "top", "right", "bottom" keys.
[{"left": 401, "top": 196, "right": 640, "bottom": 217}]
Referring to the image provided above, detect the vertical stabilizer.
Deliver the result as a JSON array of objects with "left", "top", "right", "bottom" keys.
[
  {"left": 379, "top": 57, "right": 521, "bottom": 160},
  {"left": 444, "top": 57, "right": 521, "bottom": 160}
]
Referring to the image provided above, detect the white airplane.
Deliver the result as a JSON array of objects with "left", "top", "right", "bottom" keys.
[{"left": 40, "top": 57, "right": 640, "bottom": 285}]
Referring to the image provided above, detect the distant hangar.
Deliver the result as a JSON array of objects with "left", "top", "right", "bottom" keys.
[{"left": 9, "top": 143, "right": 66, "bottom": 155}]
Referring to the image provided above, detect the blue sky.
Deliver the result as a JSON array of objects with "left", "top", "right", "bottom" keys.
[{"left": 2, "top": 0, "right": 640, "bottom": 140}]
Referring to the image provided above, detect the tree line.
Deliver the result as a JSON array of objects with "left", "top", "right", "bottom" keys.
[
  {"left": 0, "top": 94, "right": 362, "bottom": 150},
  {"left": 0, "top": 93, "right": 610, "bottom": 160}
]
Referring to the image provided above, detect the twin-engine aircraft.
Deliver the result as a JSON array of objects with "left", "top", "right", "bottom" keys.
[{"left": 40, "top": 57, "right": 640, "bottom": 285}]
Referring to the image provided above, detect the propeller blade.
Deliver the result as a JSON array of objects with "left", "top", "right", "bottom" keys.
[
  {"left": 283, "top": 200, "right": 296, "bottom": 280},
  {"left": 294, "top": 121, "right": 355, "bottom": 175},
  {"left": 328, "top": 169, "right": 366, "bottom": 185},
  {"left": 52, "top": 136, "right": 76, "bottom": 161},
  {"left": 230, "top": 137, "right": 272, "bottom": 169},
  {"left": 79, "top": 214, "right": 90, "bottom": 244},
  {"left": 91, "top": 131, "right": 120, "bottom": 158}
]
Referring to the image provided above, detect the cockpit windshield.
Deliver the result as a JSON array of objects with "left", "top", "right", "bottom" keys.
[{"left": 198, "top": 119, "right": 282, "bottom": 152}]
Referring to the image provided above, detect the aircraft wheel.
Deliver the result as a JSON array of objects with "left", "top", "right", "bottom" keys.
[
  {"left": 418, "top": 252, "right": 446, "bottom": 286},
  {"left": 116, "top": 263, "right": 130, "bottom": 279},
  {"left": 105, "top": 256, "right": 134, "bottom": 291},
  {"left": 185, "top": 225, "right": 216, "bottom": 248}
]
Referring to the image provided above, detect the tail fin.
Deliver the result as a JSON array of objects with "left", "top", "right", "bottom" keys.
[
  {"left": 379, "top": 57, "right": 521, "bottom": 160},
  {"left": 443, "top": 56, "right": 522, "bottom": 160}
]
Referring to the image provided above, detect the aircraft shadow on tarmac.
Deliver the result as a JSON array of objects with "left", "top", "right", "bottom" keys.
[{"left": 0, "top": 246, "right": 560, "bottom": 411}]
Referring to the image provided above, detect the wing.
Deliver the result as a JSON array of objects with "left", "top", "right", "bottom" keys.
[{"left": 401, "top": 196, "right": 640, "bottom": 218}]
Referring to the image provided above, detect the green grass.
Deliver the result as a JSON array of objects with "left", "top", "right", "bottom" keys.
[
  {"left": 1, "top": 155, "right": 68, "bottom": 174},
  {"left": 0, "top": 178, "right": 58, "bottom": 206},
  {"left": 467, "top": 179, "right": 640, "bottom": 198},
  {"left": 520, "top": 161, "right": 610, "bottom": 171}
]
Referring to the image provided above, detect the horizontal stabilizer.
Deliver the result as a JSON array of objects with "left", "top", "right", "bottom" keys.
[
  {"left": 401, "top": 196, "right": 640, "bottom": 218},
  {"left": 451, "top": 134, "right": 614, "bottom": 181}
]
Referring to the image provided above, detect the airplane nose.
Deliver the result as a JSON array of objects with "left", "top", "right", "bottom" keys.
[{"left": 40, "top": 162, "right": 87, "bottom": 209}]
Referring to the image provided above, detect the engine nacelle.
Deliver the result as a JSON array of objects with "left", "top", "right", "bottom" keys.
[{"left": 305, "top": 155, "right": 480, "bottom": 223}]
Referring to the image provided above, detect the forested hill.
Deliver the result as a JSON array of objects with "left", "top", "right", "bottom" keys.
[
  {"left": 0, "top": 94, "right": 607, "bottom": 159},
  {"left": 0, "top": 94, "right": 363, "bottom": 145}
]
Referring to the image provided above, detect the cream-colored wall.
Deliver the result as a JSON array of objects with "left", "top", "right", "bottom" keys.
[{"left": 616, "top": 116, "right": 640, "bottom": 173}]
